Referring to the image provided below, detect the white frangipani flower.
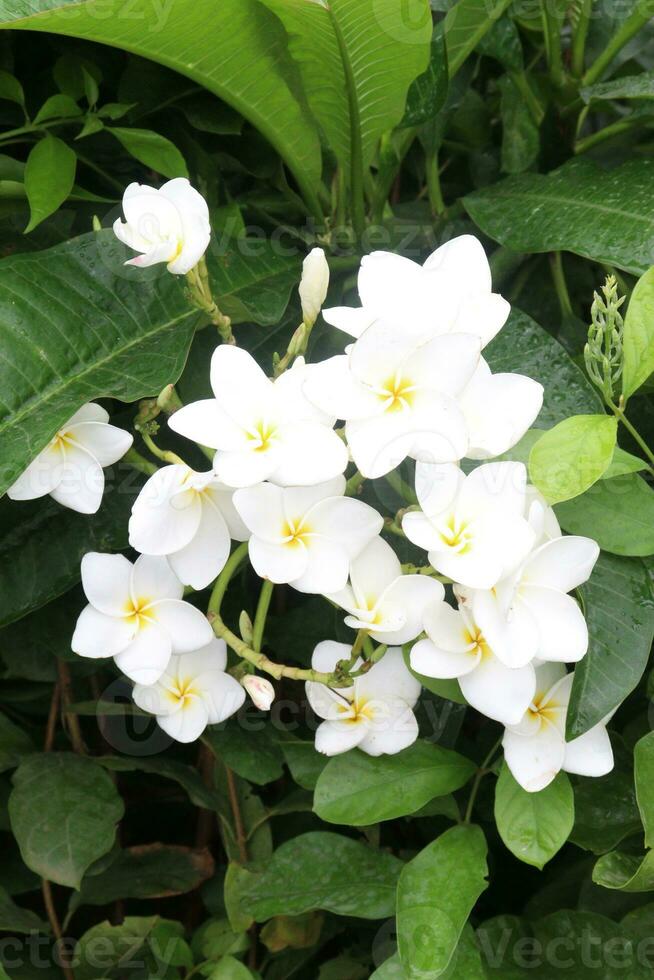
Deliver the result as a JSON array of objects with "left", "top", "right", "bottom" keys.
[
  {"left": 402, "top": 461, "right": 535, "bottom": 590},
  {"left": 304, "top": 319, "right": 480, "bottom": 478},
  {"left": 503, "top": 663, "right": 613, "bottom": 792},
  {"left": 241, "top": 674, "right": 275, "bottom": 711},
  {"left": 7, "top": 403, "right": 132, "bottom": 515},
  {"left": 525, "top": 484, "right": 561, "bottom": 547},
  {"left": 169, "top": 347, "right": 348, "bottom": 488},
  {"left": 306, "top": 642, "right": 421, "bottom": 756},
  {"left": 411, "top": 601, "right": 536, "bottom": 726},
  {"left": 132, "top": 639, "right": 245, "bottom": 743},
  {"left": 323, "top": 235, "right": 509, "bottom": 348},
  {"left": 457, "top": 358, "right": 543, "bottom": 459},
  {"left": 329, "top": 536, "right": 444, "bottom": 644},
  {"left": 113, "top": 178, "right": 210, "bottom": 275},
  {"left": 72, "top": 553, "right": 213, "bottom": 685},
  {"left": 470, "top": 535, "right": 600, "bottom": 669},
  {"left": 128, "top": 464, "right": 249, "bottom": 590},
  {"left": 233, "top": 477, "right": 382, "bottom": 594},
  {"left": 299, "top": 247, "right": 329, "bottom": 327}
]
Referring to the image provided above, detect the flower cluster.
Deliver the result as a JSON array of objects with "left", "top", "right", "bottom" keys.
[{"left": 7, "top": 181, "right": 610, "bottom": 787}]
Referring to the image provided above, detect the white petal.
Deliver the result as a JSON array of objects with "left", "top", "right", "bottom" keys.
[
  {"left": 81, "top": 552, "right": 133, "bottom": 616},
  {"left": 315, "top": 719, "right": 367, "bottom": 756},
  {"left": 356, "top": 648, "right": 422, "bottom": 707},
  {"left": 349, "top": 537, "right": 401, "bottom": 606},
  {"left": 457, "top": 461, "right": 527, "bottom": 520},
  {"left": 411, "top": 637, "right": 478, "bottom": 679},
  {"left": 401, "top": 511, "right": 444, "bottom": 553},
  {"left": 205, "top": 483, "right": 250, "bottom": 541},
  {"left": 307, "top": 496, "right": 383, "bottom": 559},
  {"left": 472, "top": 588, "right": 539, "bottom": 669},
  {"left": 346, "top": 414, "right": 417, "bottom": 479},
  {"left": 71, "top": 605, "right": 135, "bottom": 658},
  {"left": 422, "top": 235, "right": 492, "bottom": 295},
  {"left": 311, "top": 639, "right": 352, "bottom": 675},
  {"left": 302, "top": 355, "right": 382, "bottom": 420},
  {"left": 68, "top": 422, "right": 133, "bottom": 467},
  {"left": 7, "top": 443, "right": 64, "bottom": 501},
  {"left": 282, "top": 477, "right": 346, "bottom": 518},
  {"left": 124, "top": 240, "right": 178, "bottom": 269},
  {"left": 114, "top": 622, "right": 172, "bottom": 685},
  {"left": 158, "top": 699, "right": 210, "bottom": 742},
  {"left": 210, "top": 345, "right": 273, "bottom": 424},
  {"left": 564, "top": 724, "right": 614, "bottom": 777},
  {"left": 200, "top": 671, "right": 246, "bottom": 724},
  {"left": 249, "top": 536, "right": 308, "bottom": 584},
  {"left": 132, "top": 679, "right": 178, "bottom": 717},
  {"left": 150, "top": 598, "right": 213, "bottom": 654},
  {"left": 271, "top": 421, "right": 348, "bottom": 486},
  {"left": 50, "top": 443, "right": 105, "bottom": 514},
  {"left": 534, "top": 662, "right": 568, "bottom": 702},
  {"left": 181, "top": 637, "right": 228, "bottom": 674},
  {"left": 356, "top": 697, "right": 419, "bottom": 756},
  {"left": 461, "top": 368, "right": 544, "bottom": 460},
  {"left": 131, "top": 555, "right": 183, "bottom": 603},
  {"left": 520, "top": 586, "right": 588, "bottom": 663},
  {"left": 502, "top": 722, "right": 566, "bottom": 793},
  {"left": 214, "top": 445, "right": 283, "bottom": 488},
  {"left": 349, "top": 317, "right": 424, "bottom": 387},
  {"left": 66, "top": 403, "right": 109, "bottom": 425},
  {"left": 129, "top": 465, "right": 202, "bottom": 556},
  {"left": 168, "top": 399, "right": 245, "bottom": 451},
  {"left": 275, "top": 358, "right": 336, "bottom": 427},
  {"left": 454, "top": 293, "right": 510, "bottom": 349},
  {"left": 321, "top": 306, "right": 375, "bottom": 338},
  {"left": 358, "top": 252, "right": 426, "bottom": 325},
  {"left": 291, "top": 537, "right": 350, "bottom": 594},
  {"left": 168, "top": 497, "right": 231, "bottom": 590},
  {"left": 413, "top": 461, "right": 462, "bottom": 517},
  {"left": 233, "top": 483, "right": 286, "bottom": 541},
  {"left": 461, "top": 657, "right": 536, "bottom": 726},
  {"left": 522, "top": 536, "right": 599, "bottom": 593},
  {"left": 402, "top": 333, "right": 481, "bottom": 397},
  {"left": 372, "top": 576, "right": 445, "bottom": 645}
]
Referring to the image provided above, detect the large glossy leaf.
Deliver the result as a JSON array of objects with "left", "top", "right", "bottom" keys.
[
  {"left": 622, "top": 266, "right": 654, "bottom": 400},
  {"left": 74, "top": 844, "right": 214, "bottom": 907},
  {"left": 260, "top": 0, "right": 431, "bottom": 174},
  {"left": 313, "top": 741, "right": 474, "bottom": 826},
  {"left": 592, "top": 851, "right": 654, "bottom": 892},
  {"left": 494, "top": 764, "right": 574, "bottom": 870},
  {"left": 444, "top": 0, "right": 513, "bottom": 76},
  {"left": 566, "top": 553, "right": 654, "bottom": 739},
  {"left": 9, "top": 753, "right": 124, "bottom": 888},
  {"left": 581, "top": 70, "right": 654, "bottom": 103},
  {"left": 528, "top": 415, "right": 617, "bottom": 505},
  {"left": 0, "top": 0, "right": 323, "bottom": 214},
  {"left": 396, "top": 824, "right": 488, "bottom": 978},
  {"left": 634, "top": 732, "right": 654, "bottom": 848},
  {"left": 555, "top": 473, "right": 654, "bottom": 557},
  {"left": 464, "top": 159, "right": 654, "bottom": 275},
  {"left": 241, "top": 832, "right": 403, "bottom": 920},
  {"left": 570, "top": 738, "right": 641, "bottom": 855}
]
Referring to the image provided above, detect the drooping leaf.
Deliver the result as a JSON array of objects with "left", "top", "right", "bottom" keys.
[
  {"left": 464, "top": 159, "right": 654, "bottom": 275},
  {"left": 0, "top": 0, "right": 324, "bottom": 215},
  {"left": 567, "top": 553, "right": 654, "bottom": 739},
  {"left": 494, "top": 764, "right": 574, "bottom": 870},
  {"left": 9, "top": 753, "right": 124, "bottom": 889},
  {"left": 592, "top": 850, "right": 654, "bottom": 892},
  {"left": 241, "top": 832, "right": 403, "bottom": 920},
  {"left": 313, "top": 741, "right": 474, "bottom": 826},
  {"left": 622, "top": 266, "right": 654, "bottom": 400},
  {"left": 634, "top": 731, "right": 654, "bottom": 848},
  {"left": 108, "top": 126, "right": 188, "bottom": 178},
  {"left": 444, "top": 0, "right": 513, "bottom": 76},
  {"left": 0, "top": 69, "right": 25, "bottom": 107},
  {"left": 396, "top": 824, "right": 488, "bottom": 978},
  {"left": 529, "top": 415, "right": 617, "bottom": 504},
  {"left": 555, "top": 473, "right": 654, "bottom": 556},
  {"left": 24, "top": 134, "right": 77, "bottom": 232}
]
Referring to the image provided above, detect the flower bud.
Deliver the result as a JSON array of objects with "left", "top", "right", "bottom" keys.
[
  {"left": 241, "top": 674, "right": 275, "bottom": 711},
  {"left": 298, "top": 247, "right": 329, "bottom": 327},
  {"left": 239, "top": 609, "right": 254, "bottom": 646}
]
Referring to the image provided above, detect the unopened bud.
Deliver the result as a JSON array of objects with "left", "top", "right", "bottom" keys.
[
  {"left": 239, "top": 609, "right": 253, "bottom": 646},
  {"left": 241, "top": 674, "right": 275, "bottom": 711},
  {"left": 298, "top": 247, "right": 329, "bottom": 328}
]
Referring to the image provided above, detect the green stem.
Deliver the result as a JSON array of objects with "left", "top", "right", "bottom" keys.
[
  {"left": 575, "top": 115, "right": 648, "bottom": 155},
  {"left": 207, "top": 542, "right": 249, "bottom": 618},
  {"left": 384, "top": 470, "right": 417, "bottom": 505},
  {"left": 330, "top": 13, "right": 365, "bottom": 239},
  {"left": 252, "top": 580, "right": 274, "bottom": 654},
  {"left": 583, "top": 5, "right": 654, "bottom": 86},
  {"left": 425, "top": 148, "right": 446, "bottom": 218},
  {"left": 464, "top": 738, "right": 502, "bottom": 824},
  {"left": 140, "top": 431, "right": 185, "bottom": 467},
  {"left": 371, "top": 128, "right": 416, "bottom": 223},
  {"left": 609, "top": 400, "right": 654, "bottom": 475},
  {"left": 550, "top": 252, "right": 573, "bottom": 318},
  {"left": 571, "top": 0, "right": 593, "bottom": 78},
  {"left": 542, "top": 2, "right": 565, "bottom": 88},
  {"left": 345, "top": 469, "right": 365, "bottom": 496},
  {"left": 122, "top": 447, "right": 158, "bottom": 477},
  {"left": 508, "top": 70, "right": 543, "bottom": 126}
]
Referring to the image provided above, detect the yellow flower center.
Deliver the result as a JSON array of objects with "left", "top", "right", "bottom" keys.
[
  {"left": 464, "top": 627, "right": 491, "bottom": 660},
  {"left": 247, "top": 419, "right": 278, "bottom": 452},
  {"left": 281, "top": 517, "right": 312, "bottom": 548},
  {"left": 379, "top": 375, "right": 416, "bottom": 413},
  {"left": 123, "top": 596, "right": 153, "bottom": 628},
  {"left": 439, "top": 514, "right": 472, "bottom": 554},
  {"left": 169, "top": 676, "right": 198, "bottom": 705}
]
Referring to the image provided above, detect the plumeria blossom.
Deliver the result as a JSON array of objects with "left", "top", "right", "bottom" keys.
[
  {"left": 403, "top": 461, "right": 535, "bottom": 589},
  {"left": 299, "top": 247, "right": 329, "bottom": 327},
  {"left": 113, "top": 178, "right": 210, "bottom": 275},
  {"left": 128, "top": 464, "right": 249, "bottom": 590},
  {"left": 7, "top": 403, "right": 132, "bottom": 515},
  {"left": 323, "top": 235, "right": 509, "bottom": 348},
  {"left": 503, "top": 663, "right": 613, "bottom": 792},
  {"left": 526, "top": 484, "right": 562, "bottom": 546},
  {"left": 470, "top": 534, "right": 600, "bottom": 669},
  {"left": 304, "top": 319, "right": 480, "bottom": 478},
  {"left": 329, "top": 536, "right": 444, "bottom": 644},
  {"left": 306, "top": 642, "right": 421, "bottom": 756},
  {"left": 132, "top": 639, "right": 245, "bottom": 743},
  {"left": 72, "top": 553, "right": 213, "bottom": 685},
  {"left": 411, "top": 600, "right": 536, "bottom": 726},
  {"left": 169, "top": 346, "right": 348, "bottom": 488},
  {"left": 458, "top": 358, "right": 543, "bottom": 459},
  {"left": 233, "top": 477, "right": 382, "bottom": 594}
]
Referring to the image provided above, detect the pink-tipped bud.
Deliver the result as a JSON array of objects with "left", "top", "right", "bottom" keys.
[{"left": 241, "top": 674, "right": 275, "bottom": 711}]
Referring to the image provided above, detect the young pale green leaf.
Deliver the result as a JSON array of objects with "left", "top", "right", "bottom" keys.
[
  {"left": 592, "top": 851, "right": 654, "bottom": 892},
  {"left": 622, "top": 266, "right": 654, "bottom": 400},
  {"left": 529, "top": 415, "right": 617, "bottom": 504},
  {"left": 260, "top": 0, "right": 431, "bottom": 175},
  {"left": 555, "top": 474, "right": 654, "bottom": 556},
  {"left": 603, "top": 447, "right": 648, "bottom": 479},
  {"left": 313, "top": 741, "right": 475, "bottom": 826},
  {"left": 397, "top": 824, "right": 488, "bottom": 979},
  {"left": 109, "top": 126, "right": 188, "bottom": 178},
  {"left": 444, "top": 0, "right": 513, "bottom": 76},
  {"left": 0, "top": 69, "right": 25, "bottom": 107},
  {"left": 241, "top": 832, "right": 403, "bottom": 921},
  {"left": 464, "top": 159, "right": 654, "bottom": 275},
  {"left": 24, "top": 134, "right": 77, "bottom": 232},
  {"left": 494, "top": 764, "right": 574, "bottom": 870},
  {"left": 0, "top": 0, "right": 324, "bottom": 215},
  {"left": 567, "top": 553, "right": 654, "bottom": 739},
  {"left": 9, "top": 753, "right": 124, "bottom": 889},
  {"left": 33, "top": 93, "right": 83, "bottom": 124},
  {"left": 634, "top": 732, "right": 654, "bottom": 848},
  {"left": 372, "top": 925, "right": 485, "bottom": 979},
  {"left": 207, "top": 957, "right": 255, "bottom": 980}
]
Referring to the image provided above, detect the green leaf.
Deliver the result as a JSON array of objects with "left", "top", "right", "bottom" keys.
[
  {"left": 623, "top": 266, "right": 654, "bottom": 400},
  {"left": 0, "top": 710, "right": 33, "bottom": 773},
  {"left": 476, "top": 15, "right": 524, "bottom": 71},
  {"left": 313, "top": 741, "right": 474, "bottom": 826},
  {"left": 279, "top": 738, "right": 329, "bottom": 791},
  {"left": 204, "top": 721, "right": 284, "bottom": 786},
  {"left": 498, "top": 75, "right": 539, "bottom": 174},
  {"left": 555, "top": 474, "right": 654, "bottom": 556},
  {"left": 592, "top": 850, "right": 654, "bottom": 892},
  {"left": 9, "top": 753, "right": 124, "bottom": 888},
  {"left": 74, "top": 916, "right": 166, "bottom": 980},
  {"left": 205, "top": 241, "right": 301, "bottom": 327},
  {"left": 400, "top": 24, "right": 448, "bottom": 128},
  {"left": 444, "top": 0, "right": 513, "bottom": 76},
  {"left": 0, "top": 886, "right": 47, "bottom": 934},
  {"left": 0, "top": 0, "right": 324, "bottom": 215},
  {"left": 582, "top": 70, "right": 654, "bottom": 103},
  {"left": 397, "top": 824, "right": 488, "bottom": 978},
  {"left": 529, "top": 415, "right": 617, "bottom": 504},
  {"left": 74, "top": 844, "right": 214, "bottom": 907},
  {"left": 464, "top": 159, "right": 654, "bottom": 275},
  {"left": 24, "top": 135, "right": 77, "bottom": 232},
  {"left": 484, "top": 309, "right": 604, "bottom": 428},
  {"left": 0, "top": 230, "right": 199, "bottom": 496},
  {"left": 494, "top": 764, "right": 574, "bottom": 870},
  {"left": 260, "top": 0, "right": 431, "bottom": 175},
  {"left": 98, "top": 755, "right": 221, "bottom": 811},
  {"left": 0, "top": 69, "right": 25, "bottom": 107},
  {"left": 108, "top": 126, "right": 188, "bottom": 178},
  {"left": 33, "top": 93, "right": 83, "bottom": 124},
  {"left": 567, "top": 552, "right": 654, "bottom": 739},
  {"left": 603, "top": 446, "right": 648, "bottom": 479},
  {"left": 571, "top": 738, "right": 641, "bottom": 854},
  {"left": 634, "top": 731, "right": 654, "bottom": 848},
  {"left": 241, "top": 832, "right": 403, "bottom": 920},
  {"left": 205, "top": 957, "right": 255, "bottom": 980}
]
